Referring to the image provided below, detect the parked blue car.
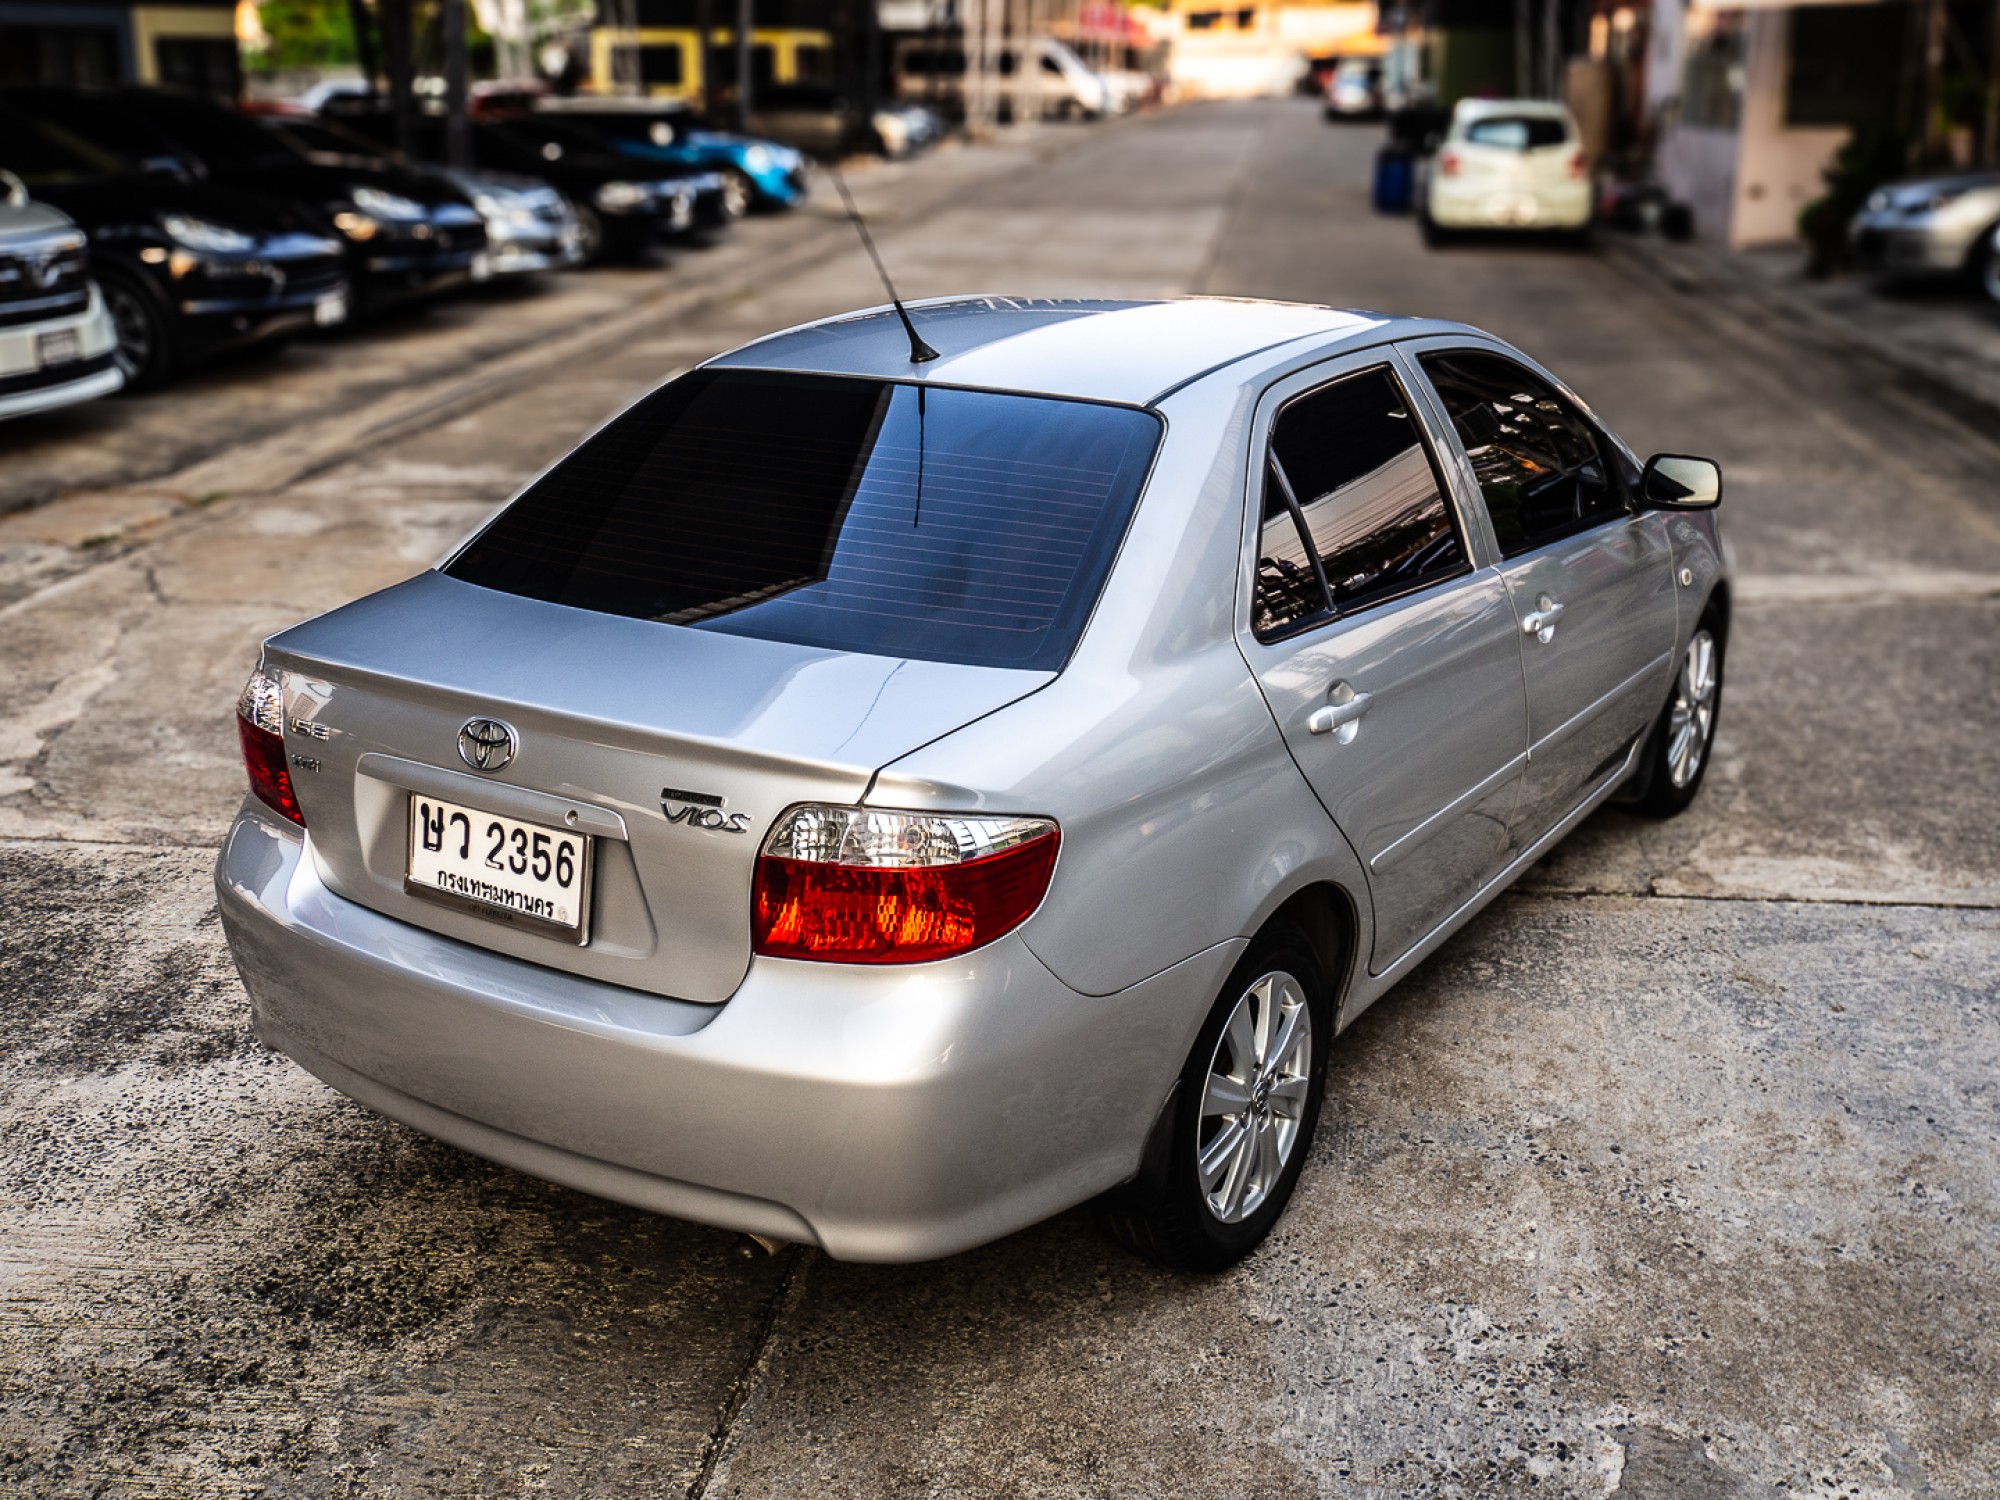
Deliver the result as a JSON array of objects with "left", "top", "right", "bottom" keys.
[{"left": 529, "top": 101, "right": 809, "bottom": 213}]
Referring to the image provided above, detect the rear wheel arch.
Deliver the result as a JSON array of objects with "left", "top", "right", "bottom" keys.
[{"left": 1259, "top": 881, "right": 1362, "bottom": 1030}]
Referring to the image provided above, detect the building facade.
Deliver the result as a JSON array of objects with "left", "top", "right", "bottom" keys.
[{"left": 0, "top": 0, "right": 241, "bottom": 93}]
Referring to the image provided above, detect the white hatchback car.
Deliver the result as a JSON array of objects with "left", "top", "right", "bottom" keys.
[{"left": 1423, "top": 99, "right": 1592, "bottom": 243}]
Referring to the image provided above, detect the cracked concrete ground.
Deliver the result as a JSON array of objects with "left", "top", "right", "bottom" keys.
[{"left": 1, "top": 102, "right": 1995, "bottom": 1497}]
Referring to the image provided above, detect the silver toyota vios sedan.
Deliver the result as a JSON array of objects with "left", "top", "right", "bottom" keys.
[{"left": 217, "top": 296, "right": 1729, "bottom": 1270}]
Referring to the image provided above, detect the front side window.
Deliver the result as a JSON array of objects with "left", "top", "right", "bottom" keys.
[
  {"left": 447, "top": 370, "right": 1162, "bottom": 672},
  {"left": 1418, "top": 349, "right": 1632, "bottom": 558},
  {"left": 1251, "top": 365, "right": 1467, "bottom": 639}
]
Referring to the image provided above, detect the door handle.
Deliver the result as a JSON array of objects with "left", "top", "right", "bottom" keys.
[
  {"left": 1307, "top": 689, "right": 1373, "bottom": 738},
  {"left": 1521, "top": 596, "right": 1565, "bottom": 643}
]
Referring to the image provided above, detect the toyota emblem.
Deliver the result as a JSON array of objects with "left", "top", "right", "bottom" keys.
[{"left": 457, "top": 717, "right": 518, "bottom": 773}]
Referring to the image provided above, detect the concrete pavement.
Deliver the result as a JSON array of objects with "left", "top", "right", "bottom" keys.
[{"left": 1, "top": 101, "right": 1996, "bottom": 1498}]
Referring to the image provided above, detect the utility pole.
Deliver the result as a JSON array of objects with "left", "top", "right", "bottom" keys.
[
  {"left": 1513, "top": 0, "right": 1531, "bottom": 97},
  {"left": 443, "top": 0, "right": 469, "bottom": 169},
  {"left": 1984, "top": 0, "right": 2000, "bottom": 166},
  {"left": 347, "top": 0, "right": 379, "bottom": 99},
  {"left": 381, "top": 0, "right": 415, "bottom": 157},
  {"left": 1921, "top": 0, "right": 1946, "bottom": 161},
  {"left": 736, "top": 0, "right": 754, "bottom": 132},
  {"left": 1542, "top": 0, "right": 1560, "bottom": 101}
]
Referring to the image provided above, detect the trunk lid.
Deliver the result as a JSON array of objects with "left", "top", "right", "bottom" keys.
[{"left": 263, "top": 570, "right": 1052, "bottom": 1003}]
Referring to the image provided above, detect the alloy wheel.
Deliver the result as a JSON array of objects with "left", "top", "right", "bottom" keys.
[
  {"left": 1666, "top": 628, "right": 1719, "bottom": 788},
  {"left": 103, "top": 279, "right": 155, "bottom": 383},
  {"left": 1196, "top": 969, "right": 1313, "bottom": 1224},
  {"left": 722, "top": 171, "right": 752, "bottom": 220}
]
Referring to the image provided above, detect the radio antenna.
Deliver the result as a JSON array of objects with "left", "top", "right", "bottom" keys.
[{"left": 829, "top": 167, "right": 938, "bottom": 365}]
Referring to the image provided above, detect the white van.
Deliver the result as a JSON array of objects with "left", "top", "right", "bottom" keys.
[{"left": 893, "top": 35, "right": 1111, "bottom": 121}]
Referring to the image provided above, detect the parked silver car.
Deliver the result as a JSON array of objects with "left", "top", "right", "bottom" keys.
[
  {"left": 216, "top": 297, "right": 1729, "bottom": 1269},
  {"left": 1849, "top": 170, "right": 2000, "bottom": 287},
  {"left": 0, "top": 172, "right": 122, "bottom": 420}
]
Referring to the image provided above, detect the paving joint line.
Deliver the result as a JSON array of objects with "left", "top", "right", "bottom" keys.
[
  {"left": 1515, "top": 885, "right": 1998, "bottom": 913},
  {"left": 684, "top": 1244, "right": 814, "bottom": 1500}
]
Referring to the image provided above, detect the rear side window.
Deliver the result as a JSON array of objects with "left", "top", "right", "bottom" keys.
[
  {"left": 1252, "top": 365, "right": 1468, "bottom": 639},
  {"left": 447, "top": 369, "right": 1161, "bottom": 671},
  {"left": 1418, "top": 349, "right": 1632, "bottom": 557},
  {"left": 1463, "top": 116, "right": 1570, "bottom": 149}
]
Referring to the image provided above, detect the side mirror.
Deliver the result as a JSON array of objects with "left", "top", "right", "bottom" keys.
[
  {"left": 0, "top": 169, "right": 26, "bottom": 208},
  {"left": 1640, "top": 453, "right": 1722, "bottom": 510}
]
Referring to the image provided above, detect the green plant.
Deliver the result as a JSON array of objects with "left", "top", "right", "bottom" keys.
[{"left": 1798, "top": 122, "right": 1909, "bottom": 277}]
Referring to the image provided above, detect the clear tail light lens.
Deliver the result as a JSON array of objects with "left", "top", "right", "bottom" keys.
[
  {"left": 752, "top": 805, "right": 1059, "bottom": 965},
  {"left": 236, "top": 666, "right": 304, "bottom": 827}
]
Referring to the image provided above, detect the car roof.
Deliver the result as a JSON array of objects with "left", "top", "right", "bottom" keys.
[{"left": 706, "top": 295, "right": 1452, "bottom": 405}]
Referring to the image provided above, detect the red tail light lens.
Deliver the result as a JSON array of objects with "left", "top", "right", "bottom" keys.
[
  {"left": 237, "top": 667, "right": 304, "bottom": 827},
  {"left": 1568, "top": 149, "right": 1589, "bottom": 179},
  {"left": 752, "top": 805, "right": 1059, "bottom": 964},
  {"left": 1440, "top": 151, "right": 1461, "bottom": 177}
]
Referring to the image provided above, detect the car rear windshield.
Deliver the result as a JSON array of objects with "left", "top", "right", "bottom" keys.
[
  {"left": 1463, "top": 116, "right": 1570, "bottom": 149},
  {"left": 445, "top": 369, "right": 1163, "bottom": 671}
]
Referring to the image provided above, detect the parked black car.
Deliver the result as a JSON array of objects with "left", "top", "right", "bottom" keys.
[
  {"left": 0, "top": 104, "right": 349, "bottom": 389},
  {"left": 326, "top": 107, "right": 707, "bottom": 262},
  {"left": 2, "top": 86, "right": 485, "bottom": 312}
]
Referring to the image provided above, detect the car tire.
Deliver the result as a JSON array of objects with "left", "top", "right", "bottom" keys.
[
  {"left": 1974, "top": 228, "right": 2000, "bottom": 304},
  {"left": 572, "top": 205, "right": 607, "bottom": 266},
  {"left": 1630, "top": 606, "right": 1725, "bottom": 818},
  {"left": 721, "top": 168, "right": 754, "bottom": 220},
  {"left": 98, "top": 265, "right": 178, "bottom": 392},
  {"left": 1421, "top": 211, "right": 1453, "bottom": 247},
  {"left": 1095, "top": 926, "right": 1331, "bottom": 1272}
]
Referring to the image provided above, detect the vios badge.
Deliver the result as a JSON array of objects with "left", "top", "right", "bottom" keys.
[
  {"left": 457, "top": 717, "right": 518, "bottom": 772},
  {"left": 661, "top": 786, "right": 752, "bottom": 833}
]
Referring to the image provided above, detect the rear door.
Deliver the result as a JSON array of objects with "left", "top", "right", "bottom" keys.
[
  {"left": 1410, "top": 342, "right": 1678, "bottom": 841},
  {"left": 1237, "top": 351, "right": 1530, "bottom": 973}
]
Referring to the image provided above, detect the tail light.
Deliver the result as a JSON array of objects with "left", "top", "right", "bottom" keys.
[
  {"left": 752, "top": 805, "right": 1059, "bottom": 965},
  {"left": 1440, "top": 151, "right": 1461, "bottom": 177},
  {"left": 237, "top": 666, "right": 304, "bottom": 827},
  {"left": 1568, "top": 149, "right": 1589, "bottom": 179}
]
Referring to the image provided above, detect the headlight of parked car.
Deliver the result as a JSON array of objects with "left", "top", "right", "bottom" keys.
[
  {"left": 594, "top": 181, "right": 650, "bottom": 211},
  {"left": 159, "top": 213, "right": 257, "bottom": 254},
  {"left": 350, "top": 185, "right": 427, "bottom": 220}
]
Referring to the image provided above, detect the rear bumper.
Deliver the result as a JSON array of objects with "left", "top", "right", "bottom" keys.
[
  {"left": 1428, "top": 177, "right": 1591, "bottom": 229},
  {"left": 216, "top": 804, "right": 1236, "bottom": 1261}
]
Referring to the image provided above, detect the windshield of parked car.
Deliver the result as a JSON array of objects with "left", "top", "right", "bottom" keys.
[
  {"left": 445, "top": 369, "right": 1163, "bottom": 671},
  {"left": 0, "top": 112, "right": 126, "bottom": 186},
  {"left": 1462, "top": 115, "right": 1570, "bottom": 149}
]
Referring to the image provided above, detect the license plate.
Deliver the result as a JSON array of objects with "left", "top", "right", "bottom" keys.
[
  {"left": 314, "top": 292, "right": 348, "bottom": 327},
  {"left": 406, "top": 795, "right": 592, "bottom": 940},
  {"left": 35, "top": 329, "right": 79, "bottom": 367}
]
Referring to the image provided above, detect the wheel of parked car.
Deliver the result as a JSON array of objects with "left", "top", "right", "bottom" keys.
[
  {"left": 97, "top": 264, "right": 177, "bottom": 391},
  {"left": 572, "top": 204, "right": 606, "bottom": 266},
  {"left": 1631, "top": 605, "right": 1725, "bottom": 817},
  {"left": 1978, "top": 228, "right": 2000, "bottom": 304},
  {"left": 1095, "top": 926, "right": 1332, "bottom": 1271},
  {"left": 721, "top": 169, "right": 753, "bottom": 221}
]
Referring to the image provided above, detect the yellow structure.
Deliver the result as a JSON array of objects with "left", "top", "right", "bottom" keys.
[
  {"left": 131, "top": 3, "right": 239, "bottom": 83},
  {"left": 588, "top": 26, "right": 835, "bottom": 98}
]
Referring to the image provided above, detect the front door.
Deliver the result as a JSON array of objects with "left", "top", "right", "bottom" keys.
[
  {"left": 1413, "top": 346, "right": 1679, "bottom": 838},
  {"left": 1238, "top": 357, "right": 1530, "bottom": 972}
]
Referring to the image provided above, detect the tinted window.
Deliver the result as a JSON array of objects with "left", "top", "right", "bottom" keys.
[
  {"left": 0, "top": 112, "right": 122, "bottom": 184},
  {"left": 1418, "top": 350, "right": 1630, "bottom": 557},
  {"left": 1463, "top": 115, "right": 1570, "bottom": 149},
  {"left": 110, "top": 92, "right": 291, "bottom": 167},
  {"left": 1253, "top": 365, "right": 1466, "bottom": 636},
  {"left": 447, "top": 370, "right": 1161, "bottom": 671}
]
